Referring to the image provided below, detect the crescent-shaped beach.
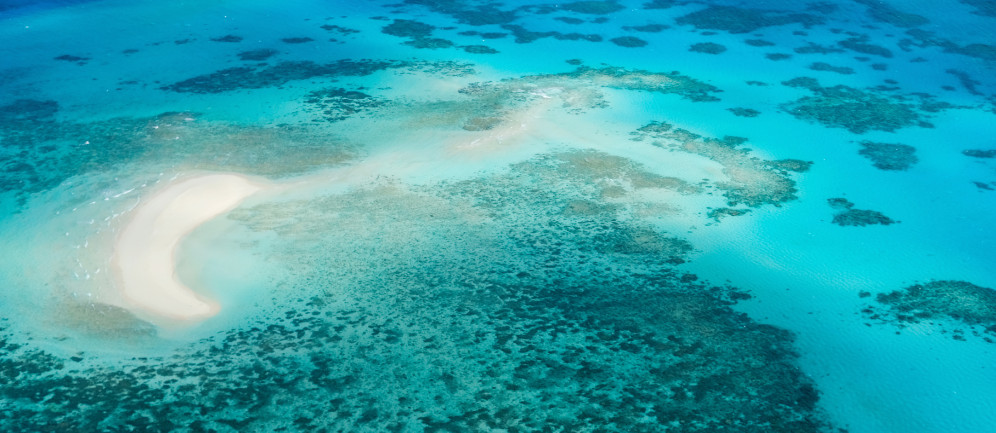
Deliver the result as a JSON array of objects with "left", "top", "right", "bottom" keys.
[{"left": 114, "top": 174, "right": 261, "bottom": 320}]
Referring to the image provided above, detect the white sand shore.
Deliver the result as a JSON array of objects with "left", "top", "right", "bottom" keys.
[{"left": 114, "top": 174, "right": 261, "bottom": 320}]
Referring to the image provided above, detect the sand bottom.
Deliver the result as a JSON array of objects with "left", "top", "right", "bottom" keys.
[{"left": 113, "top": 173, "right": 262, "bottom": 320}]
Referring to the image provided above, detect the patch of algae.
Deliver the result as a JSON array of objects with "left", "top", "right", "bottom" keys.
[
  {"left": 631, "top": 121, "right": 811, "bottom": 208},
  {"left": 1, "top": 147, "right": 833, "bottom": 431},
  {"left": 862, "top": 280, "right": 996, "bottom": 343}
]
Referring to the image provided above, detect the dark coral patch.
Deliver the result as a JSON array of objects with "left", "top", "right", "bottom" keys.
[
  {"left": 946, "top": 69, "right": 983, "bottom": 95},
  {"left": 858, "top": 141, "right": 918, "bottom": 170},
  {"left": 610, "top": 36, "right": 648, "bottom": 47},
  {"left": 827, "top": 198, "right": 896, "bottom": 226},
  {"left": 963, "top": 149, "right": 996, "bottom": 158},
  {"left": 838, "top": 35, "right": 893, "bottom": 58},
  {"left": 973, "top": 181, "right": 996, "bottom": 190},
  {"left": 303, "top": 88, "right": 383, "bottom": 122},
  {"left": 560, "top": 1, "right": 625, "bottom": 15},
  {"left": 320, "top": 24, "right": 360, "bottom": 35},
  {"left": 403, "top": 0, "right": 518, "bottom": 26},
  {"left": 794, "top": 43, "right": 844, "bottom": 55},
  {"left": 462, "top": 45, "right": 499, "bottom": 54},
  {"left": 405, "top": 37, "right": 455, "bottom": 49},
  {"left": 237, "top": 49, "right": 279, "bottom": 61},
  {"left": 381, "top": 19, "right": 459, "bottom": 49},
  {"left": 809, "top": 62, "right": 855, "bottom": 74},
  {"left": 708, "top": 207, "right": 752, "bottom": 221},
  {"left": 961, "top": 0, "right": 996, "bottom": 16},
  {"left": 382, "top": 19, "right": 435, "bottom": 38},
  {"left": 624, "top": 24, "right": 670, "bottom": 32},
  {"left": 643, "top": 0, "right": 676, "bottom": 9},
  {"left": 281, "top": 37, "right": 315, "bottom": 44},
  {"left": 853, "top": 0, "right": 929, "bottom": 27},
  {"left": 501, "top": 24, "right": 602, "bottom": 44},
  {"left": 864, "top": 280, "right": 996, "bottom": 342},
  {"left": 162, "top": 60, "right": 397, "bottom": 93},
  {"left": 780, "top": 78, "right": 942, "bottom": 134},
  {"left": 53, "top": 54, "right": 89, "bottom": 64},
  {"left": 745, "top": 39, "right": 775, "bottom": 46},
  {"left": 210, "top": 34, "right": 243, "bottom": 42},
  {"left": 675, "top": 5, "right": 824, "bottom": 34},
  {"left": 728, "top": 107, "right": 760, "bottom": 117},
  {"left": 554, "top": 16, "right": 584, "bottom": 24},
  {"left": 689, "top": 42, "right": 726, "bottom": 54}
]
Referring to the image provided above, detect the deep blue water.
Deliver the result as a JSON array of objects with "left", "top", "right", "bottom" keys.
[{"left": 1, "top": 0, "right": 995, "bottom": 432}]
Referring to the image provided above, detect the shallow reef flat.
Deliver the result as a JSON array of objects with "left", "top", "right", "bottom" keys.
[
  {"left": 1, "top": 165, "right": 830, "bottom": 432},
  {"left": 2, "top": 0, "right": 996, "bottom": 431},
  {"left": 861, "top": 280, "right": 996, "bottom": 343}
]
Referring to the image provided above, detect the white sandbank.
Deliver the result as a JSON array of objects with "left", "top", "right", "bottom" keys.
[{"left": 114, "top": 174, "right": 262, "bottom": 320}]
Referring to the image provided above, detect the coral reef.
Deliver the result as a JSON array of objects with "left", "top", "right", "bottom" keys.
[
  {"left": 781, "top": 77, "right": 944, "bottom": 134},
  {"left": 745, "top": 39, "right": 775, "bottom": 46},
  {"left": 1, "top": 146, "right": 833, "bottom": 432},
  {"left": 858, "top": 141, "right": 918, "bottom": 170},
  {"left": 675, "top": 5, "right": 824, "bottom": 34},
  {"left": 827, "top": 198, "right": 896, "bottom": 226},
  {"left": 303, "top": 88, "right": 384, "bottom": 122},
  {"left": 963, "top": 149, "right": 996, "bottom": 158},
  {"left": 643, "top": 0, "right": 676, "bottom": 9},
  {"left": 237, "top": 48, "right": 279, "bottom": 61},
  {"left": 402, "top": 0, "right": 519, "bottom": 26},
  {"left": 689, "top": 42, "right": 726, "bottom": 54},
  {"left": 281, "top": 37, "right": 314, "bottom": 44},
  {"left": 500, "top": 24, "right": 602, "bottom": 44},
  {"left": 162, "top": 60, "right": 398, "bottom": 93},
  {"left": 728, "top": 107, "right": 761, "bottom": 117},
  {"left": 946, "top": 69, "right": 983, "bottom": 95},
  {"left": 707, "top": 207, "right": 752, "bottom": 221},
  {"left": 794, "top": 43, "right": 844, "bottom": 55},
  {"left": 453, "top": 66, "right": 722, "bottom": 130},
  {"left": 554, "top": 16, "right": 584, "bottom": 24},
  {"left": 320, "top": 24, "right": 360, "bottom": 35},
  {"left": 210, "top": 34, "right": 243, "bottom": 42},
  {"left": 838, "top": 35, "right": 893, "bottom": 57},
  {"left": 632, "top": 121, "right": 810, "bottom": 207},
  {"left": 0, "top": 106, "right": 354, "bottom": 207},
  {"left": 611, "top": 36, "right": 648, "bottom": 47},
  {"left": 559, "top": 1, "right": 624, "bottom": 15},
  {"left": 381, "top": 19, "right": 455, "bottom": 49},
  {"left": 53, "top": 54, "right": 89, "bottom": 64},
  {"left": 625, "top": 23, "right": 670, "bottom": 32},
  {"left": 862, "top": 280, "right": 996, "bottom": 342},
  {"left": 961, "top": 0, "right": 996, "bottom": 16},
  {"left": 853, "top": 0, "right": 929, "bottom": 27},
  {"left": 462, "top": 44, "right": 498, "bottom": 54},
  {"left": 809, "top": 62, "right": 854, "bottom": 74}
]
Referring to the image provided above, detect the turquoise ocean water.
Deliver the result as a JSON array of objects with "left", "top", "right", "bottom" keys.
[{"left": 2, "top": 0, "right": 995, "bottom": 431}]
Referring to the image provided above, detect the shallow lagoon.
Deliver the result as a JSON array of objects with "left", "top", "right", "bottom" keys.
[{"left": 1, "top": 0, "right": 995, "bottom": 432}]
